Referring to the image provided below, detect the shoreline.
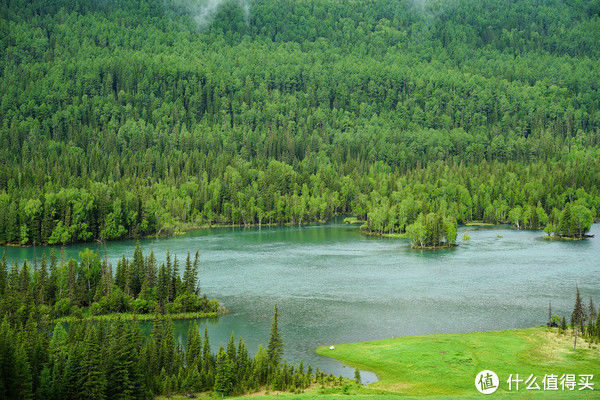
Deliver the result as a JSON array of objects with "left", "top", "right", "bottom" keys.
[
  {"left": 315, "top": 326, "right": 600, "bottom": 397},
  {"left": 0, "top": 220, "right": 332, "bottom": 249},
  {"left": 2, "top": 218, "right": 597, "bottom": 249},
  {"left": 51, "top": 309, "right": 227, "bottom": 324}
]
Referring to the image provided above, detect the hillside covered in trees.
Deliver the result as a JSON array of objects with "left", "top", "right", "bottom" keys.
[{"left": 0, "top": 0, "right": 599, "bottom": 246}]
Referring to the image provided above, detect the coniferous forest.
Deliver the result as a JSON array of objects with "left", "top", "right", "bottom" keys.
[
  {"left": 0, "top": 300, "right": 329, "bottom": 399},
  {"left": 0, "top": 0, "right": 599, "bottom": 247}
]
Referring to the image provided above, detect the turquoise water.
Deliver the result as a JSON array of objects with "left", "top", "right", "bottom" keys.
[{"left": 4, "top": 222, "right": 600, "bottom": 384}]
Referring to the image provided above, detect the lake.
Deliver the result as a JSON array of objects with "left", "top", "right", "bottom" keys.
[{"left": 3, "top": 221, "right": 600, "bottom": 384}]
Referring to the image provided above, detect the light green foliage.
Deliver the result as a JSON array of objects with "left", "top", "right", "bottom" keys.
[{"left": 545, "top": 202, "right": 594, "bottom": 238}]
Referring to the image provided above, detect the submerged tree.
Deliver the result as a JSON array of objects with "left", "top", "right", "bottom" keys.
[{"left": 406, "top": 213, "right": 457, "bottom": 248}]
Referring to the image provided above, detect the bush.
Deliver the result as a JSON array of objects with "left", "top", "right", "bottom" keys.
[
  {"left": 175, "top": 292, "right": 202, "bottom": 312},
  {"left": 132, "top": 298, "right": 149, "bottom": 314},
  {"left": 89, "top": 302, "right": 104, "bottom": 316},
  {"left": 98, "top": 287, "right": 132, "bottom": 313},
  {"left": 54, "top": 298, "right": 72, "bottom": 318},
  {"left": 70, "top": 305, "right": 83, "bottom": 319},
  {"left": 165, "top": 301, "right": 182, "bottom": 314},
  {"left": 207, "top": 299, "right": 220, "bottom": 312}
]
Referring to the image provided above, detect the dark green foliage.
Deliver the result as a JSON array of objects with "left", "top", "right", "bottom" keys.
[
  {"left": 268, "top": 304, "right": 284, "bottom": 367},
  {"left": 0, "top": 248, "right": 219, "bottom": 322},
  {"left": 0, "top": 311, "right": 317, "bottom": 399},
  {"left": 572, "top": 287, "right": 586, "bottom": 328},
  {"left": 559, "top": 287, "right": 599, "bottom": 346},
  {"left": 213, "top": 345, "right": 235, "bottom": 395},
  {"left": 354, "top": 368, "right": 361, "bottom": 384}
]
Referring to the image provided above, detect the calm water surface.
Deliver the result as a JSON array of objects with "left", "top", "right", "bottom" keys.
[{"left": 4, "top": 222, "right": 600, "bottom": 384}]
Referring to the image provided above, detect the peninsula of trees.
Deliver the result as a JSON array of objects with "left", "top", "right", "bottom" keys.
[
  {"left": 0, "top": 245, "right": 223, "bottom": 324},
  {"left": 0, "top": 0, "right": 599, "bottom": 247}
]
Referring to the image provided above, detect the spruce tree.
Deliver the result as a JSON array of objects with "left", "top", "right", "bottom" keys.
[
  {"left": 572, "top": 286, "right": 585, "bottom": 349},
  {"left": 354, "top": 368, "right": 361, "bottom": 384},
  {"left": 80, "top": 325, "right": 106, "bottom": 400},
  {"left": 186, "top": 322, "right": 202, "bottom": 368},
  {"left": 214, "top": 345, "right": 234, "bottom": 396},
  {"left": 183, "top": 251, "right": 199, "bottom": 294},
  {"left": 14, "top": 344, "right": 33, "bottom": 400},
  {"left": 132, "top": 243, "right": 144, "bottom": 296},
  {"left": 202, "top": 326, "right": 214, "bottom": 388},
  {"left": 105, "top": 322, "right": 135, "bottom": 400},
  {"left": 267, "top": 304, "right": 284, "bottom": 367}
]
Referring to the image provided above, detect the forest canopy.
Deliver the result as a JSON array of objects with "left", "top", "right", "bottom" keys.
[{"left": 0, "top": 0, "right": 599, "bottom": 246}]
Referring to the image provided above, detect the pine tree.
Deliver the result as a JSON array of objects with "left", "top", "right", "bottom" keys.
[
  {"left": 354, "top": 368, "right": 361, "bottom": 384},
  {"left": 0, "top": 251, "right": 7, "bottom": 296},
  {"left": 105, "top": 322, "right": 135, "bottom": 400},
  {"left": 237, "top": 338, "right": 249, "bottom": 384},
  {"left": 572, "top": 286, "right": 585, "bottom": 349},
  {"left": 14, "top": 344, "right": 33, "bottom": 400},
  {"left": 186, "top": 322, "right": 202, "bottom": 368},
  {"left": 166, "top": 251, "right": 174, "bottom": 301},
  {"left": 267, "top": 304, "right": 283, "bottom": 367},
  {"left": 213, "top": 345, "right": 234, "bottom": 396},
  {"left": 560, "top": 315, "right": 567, "bottom": 333},
  {"left": 183, "top": 251, "right": 199, "bottom": 294},
  {"left": 80, "top": 325, "right": 106, "bottom": 400},
  {"left": 146, "top": 248, "right": 157, "bottom": 288},
  {"left": 202, "top": 325, "right": 214, "bottom": 388},
  {"left": 588, "top": 297, "right": 596, "bottom": 324},
  {"left": 157, "top": 263, "right": 169, "bottom": 306},
  {"left": 132, "top": 243, "right": 144, "bottom": 296},
  {"left": 226, "top": 332, "right": 238, "bottom": 386},
  {"left": 558, "top": 203, "right": 572, "bottom": 237}
]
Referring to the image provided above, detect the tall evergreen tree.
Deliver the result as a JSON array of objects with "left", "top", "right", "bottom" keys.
[
  {"left": 213, "top": 345, "right": 234, "bottom": 396},
  {"left": 572, "top": 286, "right": 585, "bottom": 349},
  {"left": 267, "top": 304, "right": 284, "bottom": 367}
]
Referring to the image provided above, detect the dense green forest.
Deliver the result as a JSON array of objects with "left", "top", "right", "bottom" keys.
[
  {"left": 0, "top": 246, "right": 222, "bottom": 323},
  {"left": 0, "top": 303, "right": 335, "bottom": 399},
  {"left": 1, "top": 0, "right": 599, "bottom": 246}
]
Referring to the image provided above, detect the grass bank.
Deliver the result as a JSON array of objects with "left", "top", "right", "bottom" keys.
[
  {"left": 53, "top": 310, "right": 222, "bottom": 324},
  {"left": 315, "top": 327, "right": 599, "bottom": 398}
]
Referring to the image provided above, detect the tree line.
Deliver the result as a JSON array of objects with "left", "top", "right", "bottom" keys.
[{"left": 0, "top": 156, "right": 598, "bottom": 246}]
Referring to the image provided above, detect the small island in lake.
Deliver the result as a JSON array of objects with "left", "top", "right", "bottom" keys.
[{"left": 543, "top": 203, "right": 595, "bottom": 240}]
